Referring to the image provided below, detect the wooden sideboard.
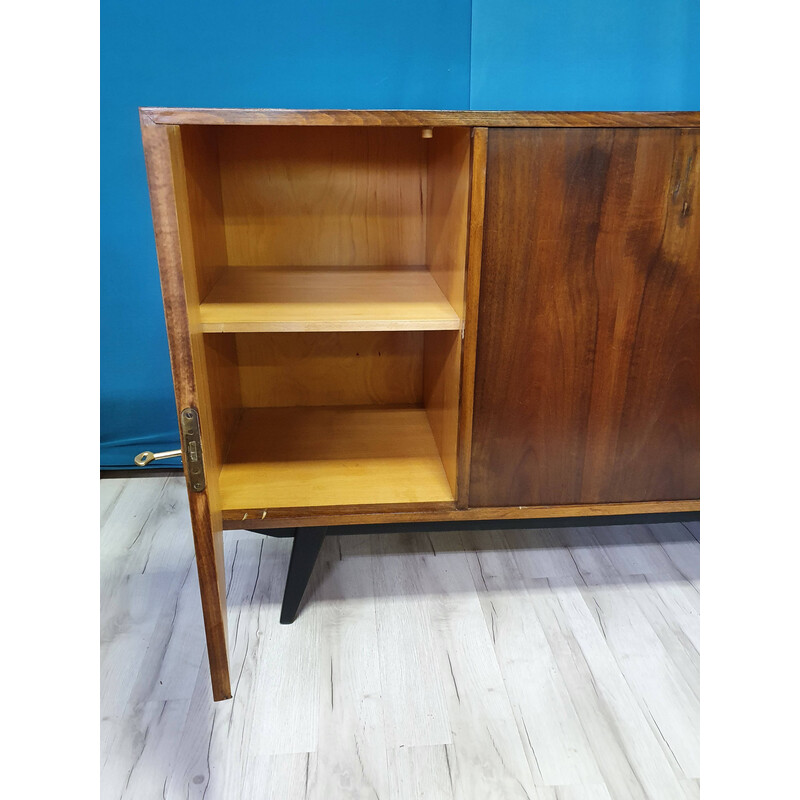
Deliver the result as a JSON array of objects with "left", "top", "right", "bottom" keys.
[{"left": 140, "top": 109, "right": 699, "bottom": 700}]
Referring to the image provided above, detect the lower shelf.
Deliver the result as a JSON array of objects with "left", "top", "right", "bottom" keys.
[{"left": 218, "top": 405, "right": 455, "bottom": 513}]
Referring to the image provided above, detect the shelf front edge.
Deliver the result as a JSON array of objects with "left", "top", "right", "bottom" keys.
[{"left": 199, "top": 318, "right": 462, "bottom": 333}]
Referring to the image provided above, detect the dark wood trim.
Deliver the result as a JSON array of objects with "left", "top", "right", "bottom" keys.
[
  {"left": 456, "top": 127, "right": 488, "bottom": 508},
  {"left": 140, "top": 122, "right": 199, "bottom": 424},
  {"left": 140, "top": 108, "right": 699, "bottom": 129},
  {"left": 140, "top": 117, "right": 232, "bottom": 701},
  {"left": 223, "top": 499, "right": 700, "bottom": 530}
]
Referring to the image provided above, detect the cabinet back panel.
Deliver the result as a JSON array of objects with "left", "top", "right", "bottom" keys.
[
  {"left": 216, "top": 127, "right": 428, "bottom": 267},
  {"left": 234, "top": 331, "right": 423, "bottom": 408},
  {"left": 470, "top": 127, "right": 699, "bottom": 506}
]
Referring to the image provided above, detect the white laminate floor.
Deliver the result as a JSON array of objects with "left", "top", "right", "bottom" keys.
[{"left": 101, "top": 476, "right": 700, "bottom": 800}]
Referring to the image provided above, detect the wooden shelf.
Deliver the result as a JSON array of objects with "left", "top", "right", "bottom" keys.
[
  {"left": 218, "top": 405, "right": 455, "bottom": 513},
  {"left": 199, "top": 267, "right": 461, "bottom": 332}
]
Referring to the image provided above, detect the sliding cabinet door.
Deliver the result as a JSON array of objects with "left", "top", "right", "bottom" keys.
[{"left": 469, "top": 127, "right": 699, "bottom": 507}]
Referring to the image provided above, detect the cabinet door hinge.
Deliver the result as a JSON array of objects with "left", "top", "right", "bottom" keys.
[{"left": 180, "top": 408, "right": 206, "bottom": 492}]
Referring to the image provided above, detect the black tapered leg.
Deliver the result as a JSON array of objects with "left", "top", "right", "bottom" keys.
[{"left": 280, "top": 527, "right": 327, "bottom": 624}]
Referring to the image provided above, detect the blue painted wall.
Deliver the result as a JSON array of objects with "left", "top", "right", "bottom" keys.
[
  {"left": 470, "top": 0, "right": 700, "bottom": 110},
  {"left": 100, "top": 0, "right": 698, "bottom": 468},
  {"left": 100, "top": 1, "right": 471, "bottom": 467}
]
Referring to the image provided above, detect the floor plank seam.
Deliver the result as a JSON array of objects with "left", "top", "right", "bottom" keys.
[{"left": 100, "top": 479, "right": 699, "bottom": 799}]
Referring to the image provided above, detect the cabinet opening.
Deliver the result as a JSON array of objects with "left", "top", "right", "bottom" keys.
[
  {"left": 199, "top": 331, "right": 460, "bottom": 515},
  {"left": 171, "top": 124, "right": 473, "bottom": 518},
  {"left": 177, "top": 125, "right": 471, "bottom": 333}
]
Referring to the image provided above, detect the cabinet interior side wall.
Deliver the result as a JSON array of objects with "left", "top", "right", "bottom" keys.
[
  {"left": 425, "top": 129, "right": 471, "bottom": 317},
  {"left": 179, "top": 127, "right": 228, "bottom": 298},
  {"left": 423, "top": 128, "right": 471, "bottom": 495},
  {"left": 178, "top": 127, "right": 241, "bottom": 466}
]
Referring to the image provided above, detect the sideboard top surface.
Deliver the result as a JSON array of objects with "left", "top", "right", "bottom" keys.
[{"left": 140, "top": 108, "right": 699, "bottom": 128}]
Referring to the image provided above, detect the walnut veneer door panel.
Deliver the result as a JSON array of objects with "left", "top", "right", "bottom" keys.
[{"left": 469, "top": 128, "right": 699, "bottom": 507}]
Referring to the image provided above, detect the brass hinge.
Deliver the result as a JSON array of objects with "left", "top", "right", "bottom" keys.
[{"left": 180, "top": 408, "right": 206, "bottom": 492}]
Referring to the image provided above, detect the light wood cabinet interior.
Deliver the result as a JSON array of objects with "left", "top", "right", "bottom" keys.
[{"left": 173, "top": 124, "right": 472, "bottom": 514}]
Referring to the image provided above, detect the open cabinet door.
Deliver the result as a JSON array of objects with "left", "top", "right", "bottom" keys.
[
  {"left": 469, "top": 127, "right": 700, "bottom": 507},
  {"left": 141, "top": 120, "right": 232, "bottom": 700}
]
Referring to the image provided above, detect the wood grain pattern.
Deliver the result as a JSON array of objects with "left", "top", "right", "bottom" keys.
[
  {"left": 307, "top": 535, "right": 388, "bottom": 797},
  {"left": 140, "top": 110, "right": 701, "bottom": 710},
  {"left": 101, "top": 478, "right": 190, "bottom": 722},
  {"left": 375, "top": 532, "right": 538, "bottom": 798},
  {"left": 222, "top": 500, "right": 699, "bottom": 530},
  {"left": 456, "top": 128, "right": 488, "bottom": 508},
  {"left": 178, "top": 126, "right": 228, "bottom": 298},
  {"left": 586, "top": 574, "right": 699, "bottom": 778},
  {"left": 421, "top": 128, "right": 471, "bottom": 496},
  {"left": 218, "top": 406, "right": 455, "bottom": 512},
  {"left": 217, "top": 126, "right": 427, "bottom": 268},
  {"left": 140, "top": 116, "right": 231, "bottom": 700},
  {"left": 235, "top": 330, "right": 424, "bottom": 408},
  {"left": 200, "top": 334, "right": 241, "bottom": 465},
  {"left": 529, "top": 577, "right": 691, "bottom": 798},
  {"left": 199, "top": 267, "right": 460, "bottom": 332},
  {"left": 469, "top": 127, "right": 699, "bottom": 508},
  {"left": 462, "top": 537, "right": 604, "bottom": 786},
  {"left": 141, "top": 107, "right": 699, "bottom": 129},
  {"left": 167, "top": 131, "right": 232, "bottom": 524},
  {"left": 102, "top": 477, "right": 700, "bottom": 799},
  {"left": 423, "top": 331, "right": 461, "bottom": 496},
  {"left": 425, "top": 127, "right": 471, "bottom": 318}
]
